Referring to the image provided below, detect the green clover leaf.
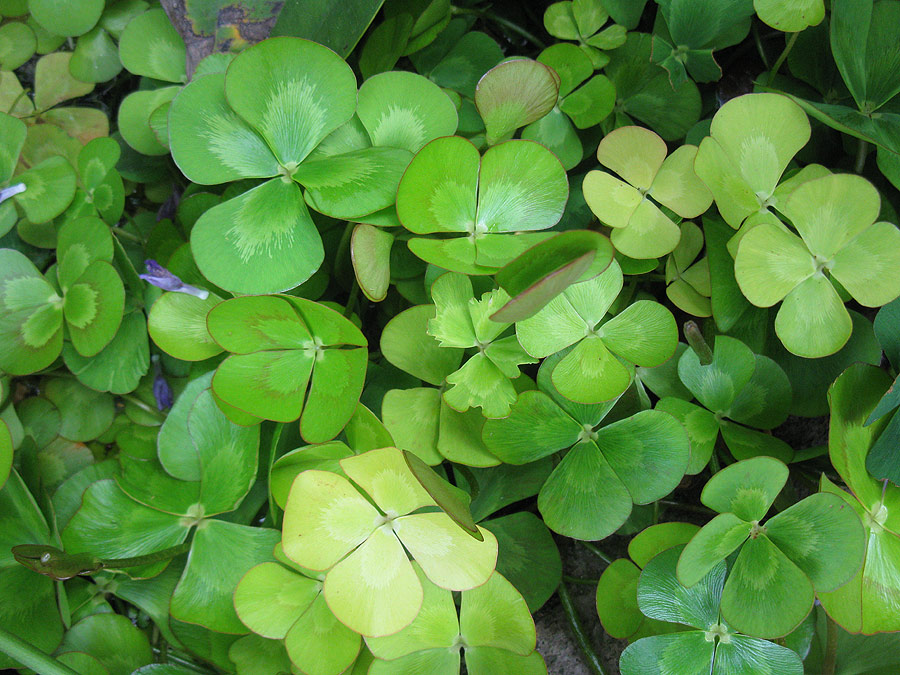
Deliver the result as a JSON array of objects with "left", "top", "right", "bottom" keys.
[
  {"left": 651, "top": 0, "right": 755, "bottom": 87},
  {"left": 694, "top": 93, "right": 810, "bottom": 228},
  {"left": 734, "top": 173, "right": 900, "bottom": 358},
  {"left": 206, "top": 295, "right": 367, "bottom": 442},
  {"left": 428, "top": 272, "right": 536, "bottom": 418},
  {"left": 543, "top": 0, "right": 627, "bottom": 69},
  {"left": 396, "top": 136, "right": 569, "bottom": 275},
  {"left": 516, "top": 261, "right": 677, "bottom": 403},
  {"left": 657, "top": 335, "right": 793, "bottom": 472},
  {"left": 483, "top": 354, "right": 690, "bottom": 539},
  {"left": 818, "top": 364, "right": 900, "bottom": 633},
  {"left": 620, "top": 546, "right": 804, "bottom": 674},
  {"left": 677, "top": 456, "right": 866, "bottom": 638},
  {"left": 235, "top": 546, "right": 362, "bottom": 675},
  {"left": 168, "top": 38, "right": 431, "bottom": 293}
]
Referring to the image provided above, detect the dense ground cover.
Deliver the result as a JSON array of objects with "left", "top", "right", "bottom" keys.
[{"left": 2, "top": 1, "right": 900, "bottom": 674}]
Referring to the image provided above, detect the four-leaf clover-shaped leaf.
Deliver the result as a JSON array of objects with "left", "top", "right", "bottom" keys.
[
  {"left": 281, "top": 447, "right": 498, "bottom": 637},
  {"left": 428, "top": 272, "right": 537, "bottom": 418},
  {"left": 677, "top": 456, "right": 865, "bottom": 638},
  {"left": 516, "top": 261, "right": 678, "bottom": 403},
  {"left": 396, "top": 136, "right": 569, "bottom": 274},
  {"left": 366, "top": 566, "right": 546, "bottom": 674},
  {"left": 620, "top": 546, "right": 804, "bottom": 674},
  {"left": 734, "top": 173, "right": 900, "bottom": 358},
  {"left": 168, "top": 38, "right": 427, "bottom": 294},
  {"left": 0, "top": 216, "right": 125, "bottom": 375},
  {"left": 483, "top": 355, "right": 690, "bottom": 540},
  {"left": 656, "top": 336, "right": 793, "bottom": 472},
  {"left": 543, "top": 0, "right": 627, "bottom": 68},
  {"left": 206, "top": 295, "right": 368, "bottom": 443},
  {"left": 584, "top": 125, "right": 713, "bottom": 259}
]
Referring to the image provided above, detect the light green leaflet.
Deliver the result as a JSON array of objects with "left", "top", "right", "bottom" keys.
[
  {"left": 0, "top": 221, "right": 124, "bottom": 375},
  {"left": 206, "top": 295, "right": 367, "bottom": 443},
  {"left": 583, "top": 125, "right": 712, "bottom": 259},
  {"left": 366, "top": 566, "right": 546, "bottom": 675},
  {"left": 694, "top": 93, "right": 810, "bottom": 228},
  {"left": 427, "top": 272, "right": 536, "bottom": 418},
  {"left": 281, "top": 447, "right": 498, "bottom": 637},
  {"left": 620, "top": 546, "right": 804, "bottom": 675},
  {"left": 734, "top": 173, "right": 900, "bottom": 358},
  {"left": 516, "top": 261, "right": 677, "bottom": 403},
  {"left": 665, "top": 222, "right": 711, "bottom": 317},
  {"left": 657, "top": 336, "right": 793, "bottom": 471},
  {"left": 483, "top": 355, "right": 690, "bottom": 540},
  {"left": 677, "top": 456, "right": 865, "bottom": 638},
  {"left": 755, "top": 0, "right": 824, "bottom": 31},
  {"left": 396, "top": 135, "right": 569, "bottom": 275},
  {"left": 168, "top": 38, "right": 443, "bottom": 294}
]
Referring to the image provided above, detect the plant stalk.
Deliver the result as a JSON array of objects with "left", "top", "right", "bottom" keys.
[
  {"left": 854, "top": 138, "right": 869, "bottom": 174},
  {"left": 768, "top": 31, "right": 799, "bottom": 82},
  {"left": 0, "top": 626, "right": 80, "bottom": 675},
  {"left": 823, "top": 612, "right": 838, "bottom": 675},
  {"left": 452, "top": 7, "right": 547, "bottom": 49},
  {"left": 558, "top": 581, "right": 606, "bottom": 675},
  {"left": 579, "top": 541, "right": 613, "bottom": 565}
]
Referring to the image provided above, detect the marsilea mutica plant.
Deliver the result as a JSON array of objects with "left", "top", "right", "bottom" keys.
[{"left": 3, "top": 1, "right": 900, "bottom": 673}]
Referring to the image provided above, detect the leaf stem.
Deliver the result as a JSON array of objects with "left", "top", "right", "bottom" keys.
[
  {"left": 823, "top": 612, "right": 838, "bottom": 675},
  {"left": 579, "top": 541, "right": 613, "bottom": 565},
  {"left": 854, "top": 138, "right": 869, "bottom": 173},
  {"left": 118, "top": 393, "right": 166, "bottom": 421},
  {"left": 0, "top": 626, "right": 80, "bottom": 675},
  {"left": 557, "top": 581, "right": 607, "bottom": 675},
  {"left": 767, "top": 31, "right": 799, "bottom": 83},
  {"left": 452, "top": 7, "right": 547, "bottom": 49},
  {"left": 343, "top": 279, "right": 359, "bottom": 318},
  {"left": 111, "top": 227, "right": 143, "bottom": 244},
  {"left": 563, "top": 574, "right": 600, "bottom": 585}
]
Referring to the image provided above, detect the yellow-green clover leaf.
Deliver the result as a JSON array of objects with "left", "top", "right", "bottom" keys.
[
  {"left": 584, "top": 125, "right": 712, "bottom": 259},
  {"left": 734, "top": 173, "right": 900, "bottom": 358},
  {"left": 281, "top": 447, "right": 498, "bottom": 637}
]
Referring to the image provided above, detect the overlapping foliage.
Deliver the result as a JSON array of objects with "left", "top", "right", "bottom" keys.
[{"left": 2, "top": 1, "right": 900, "bottom": 674}]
